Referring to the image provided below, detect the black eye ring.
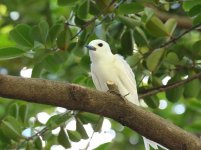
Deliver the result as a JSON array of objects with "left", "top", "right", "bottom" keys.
[{"left": 98, "top": 43, "right": 103, "bottom": 47}]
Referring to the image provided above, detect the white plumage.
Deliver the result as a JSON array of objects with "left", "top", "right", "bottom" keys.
[{"left": 86, "top": 39, "right": 168, "bottom": 150}]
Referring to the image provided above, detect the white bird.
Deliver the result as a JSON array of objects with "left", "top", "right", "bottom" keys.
[{"left": 86, "top": 39, "right": 168, "bottom": 150}]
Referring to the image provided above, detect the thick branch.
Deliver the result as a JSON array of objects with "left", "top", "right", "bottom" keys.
[
  {"left": 0, "top": 74, "right": 201, "bottom": 150},
  {"left": 139, "top": 72, "right": 201, "bottom": 98}
]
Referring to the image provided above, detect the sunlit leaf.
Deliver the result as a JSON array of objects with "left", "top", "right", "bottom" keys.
[
  {"left": 145, "top": 16, "right": 168, "bottom": 37},
  {"left": 146, "top": 48, "right": 165, "bottom": 72},
  {"left": 165, "top": 18, "right": 177, "bottom": 36}
]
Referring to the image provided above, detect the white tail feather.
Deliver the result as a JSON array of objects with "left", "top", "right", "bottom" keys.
[{"left": 143, "top": 136, "right": 169, "bottom": 150}]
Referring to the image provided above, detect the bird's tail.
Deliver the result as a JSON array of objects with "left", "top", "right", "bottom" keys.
[{"left": 142, "top": 136, "right": 169, "bottom": 150}]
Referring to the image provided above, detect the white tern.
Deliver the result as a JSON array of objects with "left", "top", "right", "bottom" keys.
[{"left": 86, "top": 39, "right": 168, "bottom": 150}]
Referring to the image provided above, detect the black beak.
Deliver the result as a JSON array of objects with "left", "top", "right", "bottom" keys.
[{"left": 85, "top": 45, "right": 96, "bottom": 51}]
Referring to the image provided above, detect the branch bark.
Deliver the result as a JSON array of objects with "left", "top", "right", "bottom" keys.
[{"left": 0, "top": 74, "right": 201, "bottom": 150}]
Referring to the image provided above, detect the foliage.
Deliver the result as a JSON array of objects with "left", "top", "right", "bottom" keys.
[{"left": 0, "top": 0, "right": 201, "bottom": 149}]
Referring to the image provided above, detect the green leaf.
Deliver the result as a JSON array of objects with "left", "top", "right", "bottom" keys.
[
  {"left": 184, "top": 79, "right": 200, "bottom": 98},
  {"left": 57, "top": 28, "right": 72, "bottom": 50},
  {"left": 77, "top": 112, "right": 100, "bottom": 124},
  {"left": 126, "top": 53, "right": 142, "bottom": 67},
  {"left": 58, "top": 127, "right": 71, "bottom": 148},
  {"left": 145, "top": 16, "right": 168, "bottom": 37},
  {"left": 19, "top": 104, "right": 28, "bottom": 123},
  {"left": 67, "top": 130, "right": 82, "bottom": 142},
  {"left": 0, "top": 47, "right": 25, "bottom": 60},
  {"left": 10, "top": 24, "right": 33, "bottom": 48},
  {"left": 93, "top": 117, "right": 104, "bottom": 132},
  {"left": 165, "top": 52, "right": 179, "bottom": 65},
  {"left": 26, "top": 141, "right": 34, "bottom": 150},
  {"left": 8, "top": 103, "right": 19, "bottom": 119},
  {"left": 57, "top": 0, "right": 79, "bottom": 6},
  {"left": 188, "top": 4, "right": 201, "bottom": 17},
  {"left": 43, "top": 55, "right": 60, "bottom": 73},
  {"left": 183, "top": 0, "right": 201, "bottom": 11},
  {"left": 165, "top": 76, "right": 184, "bottom": 102},
  {"left": 46, "top": 113, "right": 71, "bottom": 129},
  {"left": 121, "top": 30, "right": 133, "bottom": 55},
  {"left": 76, "top": 118, "right": 88, "bottom": 139},
  {"left": 77, "top": 0, "right": 90, "bottom": 19},
  {"left": 193, "top": 13, "right": 201, "bottom": 25},
  {"left": 146, "top": 48, "right": 165, "bottom": 72},
  {"left": 94, "top": 142, "right": 110, "bottom": 150},
  {"left": 192, "top": 40, "right": 201, "bottom": 57},
  {"left": 185, "top": 120, "right": 201, "bottom": 133},
  {"left": 165, "top": 18, "right": 177, "bottom": 36},
  {"left": 186, "top": 100, "right": 201, "bottom": 113},
  {"left": 144, "top": 95, "right": 159, "bottom": 108},
  {"left": 31, "top": 63, "right": 44, "bottom": 78},
  {"left": 133, "top": 27, "right": 148, "bottom": 46},
  {"left": 0, "top": 116, "right": 22, "bottom": 141},
  {"left": 118, "top": 15, "right": 141, "bottom": 28},
  {"left": 0, "top": 129, "right": 10, "bottom": 144},
  {"left": 31, "top": 21, "right": 49, "bottom": 44},
  {"left": 34, "top": 136, "right": 42, "bottom": 150},
  {"left": 118, "top": 2, "right": 143, "bottom": 14},
  {"left": 48, "top": 23, "right": 63, "bottom": 44}
]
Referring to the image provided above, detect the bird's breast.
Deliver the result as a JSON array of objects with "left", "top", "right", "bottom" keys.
[{"left": 95, "top": 61, "right": 117, "bottom": 81}]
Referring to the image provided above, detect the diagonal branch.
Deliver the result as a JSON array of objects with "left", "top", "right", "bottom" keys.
[
  {"left": 139, "top": 72, "right": 201, "bottom": 98},
  {"left": 159, "top": 22, "right": 201, "bottom": 48},
  {"left": 0, "top": 74, "right": 201, "bottom": 150}
]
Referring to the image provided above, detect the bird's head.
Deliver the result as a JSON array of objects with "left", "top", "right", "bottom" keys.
[{"left": 86, "top": 39, "right": 113, "bottom": 62}]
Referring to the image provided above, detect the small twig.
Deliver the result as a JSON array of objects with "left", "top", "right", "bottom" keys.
[
  {"left": 159, "top": 22, "right": 201, "bottom": 48},
  {"left": 139, "top": 72, "right": 201, "bottom": 98},
  {"left": 107, "top": 80, "right": 119, "bottom": 94}
]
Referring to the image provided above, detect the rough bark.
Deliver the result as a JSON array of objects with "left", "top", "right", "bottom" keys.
[{"left": 0, "top": 74, "right": 201, "bottom": 150}]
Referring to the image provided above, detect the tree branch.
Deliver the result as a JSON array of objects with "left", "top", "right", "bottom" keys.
[
  {"left": 159, "top": 22, "right": 201, "bottom": 48},
  {"left": 139, "top": 72, "right": 201, "bottom": 98},
  {"left": 0, "top": 74, "right": 201, "bottom": 150}
]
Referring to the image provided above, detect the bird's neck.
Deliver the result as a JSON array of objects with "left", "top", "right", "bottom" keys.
[{"left": 89, "top": 52, "right": 114, "bottom": 64}]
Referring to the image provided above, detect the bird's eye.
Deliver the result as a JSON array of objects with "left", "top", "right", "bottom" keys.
[{"left": 98, "top": 43, "right": 103, "bottom": 47}]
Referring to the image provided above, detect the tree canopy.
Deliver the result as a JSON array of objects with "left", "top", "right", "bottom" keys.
[{"left": 0, "top": 0, "right": 201, "bottom": 149}]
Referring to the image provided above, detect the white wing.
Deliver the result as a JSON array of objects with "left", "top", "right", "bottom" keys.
[
  {"left": 90, "top": 63, "right": 108, "bottom": 92},
  {"left": 114, "top": 54, "right": 139, "bottom": 105}
]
